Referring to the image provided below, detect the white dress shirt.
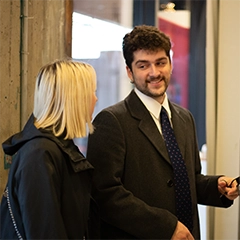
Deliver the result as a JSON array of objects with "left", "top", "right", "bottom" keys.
[{"left": 134, "top": 88, "right": 172, "bottom": 134}]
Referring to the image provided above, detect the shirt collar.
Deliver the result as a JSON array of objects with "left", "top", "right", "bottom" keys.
[{"left": 134, "top": 88, "right": 172, "bottom": 120}]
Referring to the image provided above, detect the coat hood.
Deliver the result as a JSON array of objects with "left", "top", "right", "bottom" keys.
[
  {"left": 2, "top": 114, "right": 87, "bottom": 166},
  {"left": 3, "top": 115, "right": 52, "bottom": 155}
]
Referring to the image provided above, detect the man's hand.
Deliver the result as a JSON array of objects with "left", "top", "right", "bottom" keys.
[
  {"left": 171, "top": 221, "right": 194, "bottom": 240},
  {"left": 218, "top": 176, "right": 239, "bottom": 200}
]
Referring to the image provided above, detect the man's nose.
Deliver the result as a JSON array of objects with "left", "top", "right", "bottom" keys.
[{"left": 149, "top": 65, "right": 159, "bottom": 77}]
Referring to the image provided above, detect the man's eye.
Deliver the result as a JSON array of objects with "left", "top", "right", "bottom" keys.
[
  {"left": 157, "top": 62, "right": 165, "bottom": 66},
  {"left": 137, "top": 64, "right": 147, "bottom": 69}
]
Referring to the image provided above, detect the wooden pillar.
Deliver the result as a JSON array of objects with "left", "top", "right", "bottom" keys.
[{"left": 0, "top": 0, "right": 72, "bottom": 193}]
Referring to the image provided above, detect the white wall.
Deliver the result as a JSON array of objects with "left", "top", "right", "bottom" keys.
[
  {"left": 206, "top": 0, "right": 240, "bottom": 239},
  {"left": 215, "top": 1, "right": 240, "bottom": 238}
]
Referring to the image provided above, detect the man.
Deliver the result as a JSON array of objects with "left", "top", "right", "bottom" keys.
[{"left": 87, "top": 25, "right": 239, "bottom": 240}]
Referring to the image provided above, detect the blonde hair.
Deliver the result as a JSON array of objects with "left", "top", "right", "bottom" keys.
[{"left": 33, "top": 59, "right": 96, "bottom": 139}]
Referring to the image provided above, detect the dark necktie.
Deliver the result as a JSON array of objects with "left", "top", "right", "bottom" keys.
[{"left": 160, "top": 107, "right": 193, "bottom": 232}]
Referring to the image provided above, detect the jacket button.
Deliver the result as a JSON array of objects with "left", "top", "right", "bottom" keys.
[{"left": 167, "top": 179, "right": 174, "bottom": 187}]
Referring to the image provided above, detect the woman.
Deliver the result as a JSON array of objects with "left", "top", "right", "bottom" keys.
[{"left": 0, "top": 59, "right": 97, "bottom": 239}]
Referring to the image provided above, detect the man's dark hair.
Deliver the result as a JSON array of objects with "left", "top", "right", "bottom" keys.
[{"left": 122, "top": 25, "right": 172, "bottom": 71}]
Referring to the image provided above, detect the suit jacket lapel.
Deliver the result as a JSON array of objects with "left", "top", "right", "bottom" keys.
[{"left": 125, "top": 91, "right": 171, "bottom": 164}]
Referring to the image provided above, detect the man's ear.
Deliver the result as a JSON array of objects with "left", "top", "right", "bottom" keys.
[{"left": 126, "top": 66, "right": 134, "bottom": 83}]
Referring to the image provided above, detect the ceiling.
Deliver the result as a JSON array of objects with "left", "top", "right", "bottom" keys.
[
  {"left": 72, "top": 0, "right": 190, "bottom": 25},
  {"left": 73, "top": 0, "right": 121, "bottom": 24}
]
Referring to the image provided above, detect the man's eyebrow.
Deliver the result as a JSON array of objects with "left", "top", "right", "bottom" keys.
[
  {"left": 135, "top": 60, "right": 148, "bottom": 65},
  {"left": 135, "top": 57, "right": 168, "bottom": 65},
  {"left": 156, "top": 57, "right": 168, "bottom": 61}
]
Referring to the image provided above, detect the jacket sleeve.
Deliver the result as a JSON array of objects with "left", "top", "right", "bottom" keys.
[
  {"left": 87, "top": 110, "right": 178, "bottom": 239},
  {"left": 196, "top": 174, "right": 233, "bottom": 207},
  {"left": 10, "top": 139, "right": 68, "bottom": 239}
]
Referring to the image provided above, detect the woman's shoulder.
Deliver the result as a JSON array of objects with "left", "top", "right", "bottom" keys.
[{"left": 11, "top": 137, "right": 64, "bottom": 172}]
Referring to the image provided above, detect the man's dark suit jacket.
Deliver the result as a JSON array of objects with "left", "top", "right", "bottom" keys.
[{"left": 87, "top": 90, "right": 232, "bottom": 239}]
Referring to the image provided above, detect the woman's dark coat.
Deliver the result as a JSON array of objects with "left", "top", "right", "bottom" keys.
[{"left": 0, "top": 115, "right": 93, "bottom": 239}]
